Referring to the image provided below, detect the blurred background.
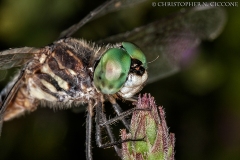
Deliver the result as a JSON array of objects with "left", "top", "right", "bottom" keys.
[{"left": 0, "top": 0, "right": 239, "bottom": 159}]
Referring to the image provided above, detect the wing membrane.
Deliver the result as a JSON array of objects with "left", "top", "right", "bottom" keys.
[
  {"left": 59, "top": 0, "right": 147, "bottom": 38},
  {"left": 99, "top": 6, "right": 227, "bottom": 83},
  {"left": 0, "top": 47, "right": 40, "bottom": 70}
]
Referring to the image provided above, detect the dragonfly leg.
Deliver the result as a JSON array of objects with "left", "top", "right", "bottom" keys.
[
  {"left": 108, "top": 96, "right": 136, "bottom": 131},
  {"left": 101, "top": 107, "right": 151, "bottom": 127},
  {"left": 96, "top": 105, "right": 146, "bottom": 148},
  {"left": 86, "top": 100, "right": 99, "bottom": 160},
  {"left": 95, "top": 102, "right": 122, "bottom": 158},
  {"left": 95, "top": 102, "right": 150, "bottom": 157},
  {"left": 86, "top": 110, "right": 93, "bottom": 160},
  {"left": 111, "top": 102, "right": 130, "bottom": 130},
  {"left": 95, "top": 135, "right": 145, "bottom": 148}
]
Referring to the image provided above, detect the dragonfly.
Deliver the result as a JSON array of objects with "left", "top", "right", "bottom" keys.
[{"left": 0, "top": 0, "right": 226, "bottom": 159}]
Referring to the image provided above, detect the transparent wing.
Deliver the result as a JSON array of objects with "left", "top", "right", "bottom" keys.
[
  {"left": 59, "top": 0, "right": 147, "bottom": 38},
  {"left": 0, "top": 47, "right": 40, "bottom": 70},
  {"left": 99, "top": 6, "right": 227, "bottom": 83}
]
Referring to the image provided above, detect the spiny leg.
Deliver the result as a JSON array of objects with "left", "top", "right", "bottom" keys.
[
  {"left": 111, "top": 102, "right": 130, "bottom": 131},
  {"left": 101, "top": 107, "right": 151, "bottom": 127},
  {"left": 95, "top": 101, "right": 150, "bottom": 157},
  {"left": 108, "top": 96, "right": 147, "bottom": 131},
  {"left": 86, "top": 100, "right": 97, "bottom": 160},
  {"left": 95, "top": 102, "right": 122, "bottom": 158},
  {"left": 86, "top": 100, "right": 131, "bottom": 159},
  {"left": 95, "top": 104, "right": 146, "bottom": 149},
  {"left": 86, "top": 111, "right": 93, "bottom": 160}
]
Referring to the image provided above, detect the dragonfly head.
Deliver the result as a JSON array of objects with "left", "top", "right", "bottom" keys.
[{"left": 93, "top": 42, "right": 148, "bottom": 98}]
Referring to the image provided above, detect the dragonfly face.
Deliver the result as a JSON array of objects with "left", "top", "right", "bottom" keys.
[
  {"left": 94, "top": 42, "right": 147, "bottom": 97},
  {"left": 0, "top": 0, "right": 226, "bottom": 159}
]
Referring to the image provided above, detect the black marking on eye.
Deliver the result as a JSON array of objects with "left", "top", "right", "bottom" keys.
[
  {"left": 130, "top": 59, "right": 145, "bottom": 76},
  {"left": 120, "top": 73, "right": 126, "bottom": 78},
  {"left": 101, "top": 81, "right": 105, "bottom": 88},
  {"left": 108, "top": 84, "right": 113, "bottom": 90}
]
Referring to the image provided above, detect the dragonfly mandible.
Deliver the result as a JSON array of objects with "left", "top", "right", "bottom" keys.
[{"left": 0, "top": 0, "right": 226, "bottom": 159}]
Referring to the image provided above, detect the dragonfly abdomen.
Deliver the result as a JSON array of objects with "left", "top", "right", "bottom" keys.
[{"left": 3, "top": 84, "right": 38, "bottom": 121}]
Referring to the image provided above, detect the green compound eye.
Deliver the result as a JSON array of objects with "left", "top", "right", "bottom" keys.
[
  {"left": 94, "top": 48, "right": 131, "bottom": 94},
  {"left": 122, "top": 42, "right": 147, "bottom": 69}
]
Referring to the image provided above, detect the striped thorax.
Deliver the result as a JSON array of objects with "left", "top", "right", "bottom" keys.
[{"left": 4, "top": 38, "right": 102, "bottom": 120}]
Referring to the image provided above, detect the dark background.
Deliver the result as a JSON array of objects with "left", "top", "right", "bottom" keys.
[{"left": 0, "top": 0, "right": 240, "bottom": 159}]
